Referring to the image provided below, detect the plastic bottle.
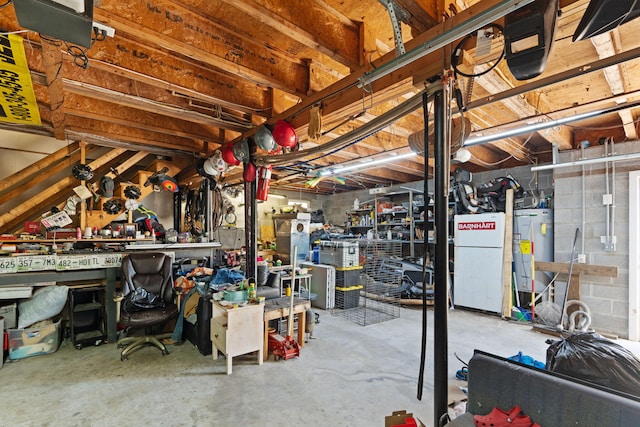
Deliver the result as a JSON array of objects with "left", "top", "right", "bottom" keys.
[{"left": 76, "top": 227, "right": 82, "bottom": 240}]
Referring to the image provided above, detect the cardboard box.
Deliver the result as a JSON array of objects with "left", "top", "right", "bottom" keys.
[
  {"left": 0, "top": 302, "right": 17, "bottom": 329},
  {"left": 8, "top": 318, "right": 62, "bottom": 360},
  {"left": 385, "top": 410, "right": 426, "bottom": 427}
]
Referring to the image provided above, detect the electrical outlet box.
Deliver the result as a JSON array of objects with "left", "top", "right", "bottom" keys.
[
  {"left": 577, "top": 254, "right": 586, "bottom": 263},
  {"left": 93, "top": 22, "right": 115, "bottom": 38},
  {"left": 603, "top": 194, "right": 613, "bottom": 205}
]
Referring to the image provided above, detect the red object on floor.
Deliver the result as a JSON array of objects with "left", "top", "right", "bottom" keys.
[{"left": 473, "top": 405, "right": 534, "bottom": 427}]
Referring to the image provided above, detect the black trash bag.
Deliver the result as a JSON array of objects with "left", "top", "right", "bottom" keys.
[
  {"left": 122, "top": 287, "right": 165, "bottom": 312},
  {"left": 546, "top": 332, "right": 640, "bottom": 396}
]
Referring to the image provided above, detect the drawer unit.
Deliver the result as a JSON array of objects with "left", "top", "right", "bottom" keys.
[{"left": 210, "top": 301, "right": 263, "bottom": 374}]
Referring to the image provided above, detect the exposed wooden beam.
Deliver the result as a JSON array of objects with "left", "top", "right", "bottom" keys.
[
  {"left": 217, "top": 0, "right": 363, "bottom": 70},
  {"left": 95, "top": 1, "right": 310, "bottom": 96},
  {"left": 0, "top": 148, "right": 126, "bottom": 228},
  {"left": 40, "top": 39, "right": 66, "bottom": 140}
]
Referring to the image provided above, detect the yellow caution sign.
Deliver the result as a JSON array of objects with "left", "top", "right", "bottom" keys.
[
  {"left": 0, "top": 33, "right": 41, "bottom": 125},
  {"left": 519, "top": 240, "right": 532, "bottom": 255}
]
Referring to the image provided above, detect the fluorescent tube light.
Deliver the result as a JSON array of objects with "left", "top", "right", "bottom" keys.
[{"left": 320, "top": 152, "right": 416, "bottom": 176}]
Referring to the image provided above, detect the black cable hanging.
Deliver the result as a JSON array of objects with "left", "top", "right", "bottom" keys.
[{"left": 451, "top": 23, "right": 505, "bottom": 79}]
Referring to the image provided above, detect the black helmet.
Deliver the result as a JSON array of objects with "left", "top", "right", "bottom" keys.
[
  {"left": 123, "top": 185, "right": 142, "bottom": 200},
  {"left": 72, "top": 164, "right": 93, "bottom": 180},
  {"left": 103, "top": 199, "right": 123, "bottom": 215}
]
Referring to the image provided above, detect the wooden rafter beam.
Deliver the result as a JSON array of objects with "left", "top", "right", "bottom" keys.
[
  {"left": 95, "top": 1, "right": 310, "bottom": 96},
  {"left": 217, "top": 0, "right": 363, "bottom": 70},
  {"left": 40, "top": 38, "right": 66, "bottom": 140}
]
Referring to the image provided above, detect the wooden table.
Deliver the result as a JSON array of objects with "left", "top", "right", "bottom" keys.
[{"left": 262, "top": 296, "right": 311, "bottom": 362}]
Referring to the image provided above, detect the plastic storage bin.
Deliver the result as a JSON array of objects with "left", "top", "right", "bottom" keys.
[
  {"left": 318, "top": 241, "right": 359, "bottom": 267},
  {"left": 335, "top": 266, "right": 362, "bottom": 286},
  {"left": 335, "top": 285, "right": 363, "bottom": 309},
  {"left": 8, "top": 318, "right": 62, "bottom": 360}
]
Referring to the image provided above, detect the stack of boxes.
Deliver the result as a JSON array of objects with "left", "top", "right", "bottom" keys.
[{"left": 318, "top": 241, "right": 362, "bottom": 309}]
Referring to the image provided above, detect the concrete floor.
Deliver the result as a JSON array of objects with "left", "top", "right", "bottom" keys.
[{"left": 2, "top": 306, "right": 639, "bottom": 427}]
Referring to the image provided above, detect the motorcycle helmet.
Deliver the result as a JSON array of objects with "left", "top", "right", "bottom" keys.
[
  {"left": 103, "top": 199, "right": 123, "bottom": 215},
  {"left": 123, "top": 185, "right": 142, "bottom": 200},
  {"left": 253, "top": 125, "right": 276, "bottom": 152},
  {"left": 72, "top": 163, "right": 94, "bottom": 180},
  {"left": 272, "top": 120, "right": 298, "bottom": 148},
  {"left": 221, "top": 142, "right": 240, "bottom": 166},
  {"left": 232, "top": 138, "right": 250, "bottom": 163}
]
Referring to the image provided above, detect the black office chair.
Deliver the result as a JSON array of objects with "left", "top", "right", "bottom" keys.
[{"left": 117, "top": 252, "right": 179, "bottom": 360}]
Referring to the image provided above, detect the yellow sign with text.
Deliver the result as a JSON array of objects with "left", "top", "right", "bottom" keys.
[{"left": 0, "top": 33, "right": 41, "bottom": 125}]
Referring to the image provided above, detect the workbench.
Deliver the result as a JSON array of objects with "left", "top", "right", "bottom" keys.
[{"left": 262, "top": 296, "right": 311, "bottom": 362}]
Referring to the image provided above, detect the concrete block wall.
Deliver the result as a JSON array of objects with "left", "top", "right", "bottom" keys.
[{"left": 553, "top": 140, "right": 639, "bottom": 338}]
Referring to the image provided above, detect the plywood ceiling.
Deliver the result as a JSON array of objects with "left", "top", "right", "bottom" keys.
[{"left": 1, "top": 0, "right": 639, "bottom": 194}]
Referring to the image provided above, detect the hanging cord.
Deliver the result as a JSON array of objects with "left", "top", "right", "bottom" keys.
[
  {"left": 210, "top": 184, "right": 224, "bottom": 233},
  {"left": 451, "top": 23, "right": 505, "bottom": 79},
  {"left": 417, "top": 90, "right": 431, "bottom": 401}
]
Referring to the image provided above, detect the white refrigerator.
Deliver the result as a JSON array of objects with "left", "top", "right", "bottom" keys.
[{"left": 454, "top": 212, "right": 506, "bottom": 314}]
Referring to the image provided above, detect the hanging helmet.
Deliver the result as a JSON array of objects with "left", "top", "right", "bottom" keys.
[
  {"left": 221, "top": 143, "right": 240, "bottom": 166},
  {"left": 232, "top": 138, "right": 250, "bottom": 163},
  {"left": 272, "top": 120, "right": 298, "bottom": 148},
  {"left": 159, "top": 175, "right": 179, "bottom": 192},
  {"left": 199, "top": 151, "right": 227, "bottom": 178},
  {"left": 243, "top": 161, "right": 257, "bottom": 182},
  {"left": 103, "top": 199, "right": 123, "bottom": 215},
  {"left": 124, "top": 185, "right": 142, "bottom": 200},
  {"left": 72, "top": 164, "right": 94, "bottom": 180},
  {"left": 253, "top": 125, "right": 276, "bottom": 152}
]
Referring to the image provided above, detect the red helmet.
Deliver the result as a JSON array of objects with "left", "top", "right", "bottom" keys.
[
  {"left": 243, "top": 162, "right": 257, "bottom": 182},
  {"left": 221, "top": 143, "right": 240, "bottom": 166},
  {"left": 272, "top": 120, "right": 297, "bottom": 148}
]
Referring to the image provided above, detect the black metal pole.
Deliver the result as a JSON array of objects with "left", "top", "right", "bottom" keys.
[
  {"left": 244, "top": 168, "right": 257, "bottom": 282},
  {"left": 433, "top": 87, "right": 449, "bottom": 426}
]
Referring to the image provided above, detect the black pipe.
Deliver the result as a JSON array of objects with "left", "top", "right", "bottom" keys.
[
  {"left": 173, "top": 191, "right": 181, "bottom": 231},
  {"left": 433, "top": 88, "right": 449, "bottom": 426},
  {"left": 244, "top": 173, "right": 257, "bottom": 282}
]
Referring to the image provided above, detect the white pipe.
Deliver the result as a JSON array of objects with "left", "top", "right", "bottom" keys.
[
  {"left": 611, "top": 139, "right": 616, "bottom": 243},
  {"left": 605, "top": 138, "right": 610, "bottom": 241},
  {"left": 581, "top": 144, "right": 586, "bottom": 256},
  {"left": 531, "top": 150, "right": 640, "bottom": 170}
]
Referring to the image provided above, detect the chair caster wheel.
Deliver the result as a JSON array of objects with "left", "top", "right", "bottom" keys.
[
  {"left": 121, "top": 355, "right": 128, "bottom": 361},
  {"left": 162, "top": 350, "right": 169, "bottom": 356}
]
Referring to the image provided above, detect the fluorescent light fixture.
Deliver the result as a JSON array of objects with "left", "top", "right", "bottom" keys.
[
  {"left": 532, "top": 150, "right": 640, "bottom": 171},
  {"left": 269, "top": 194, "right": 286, "bottom": 199},
  {"left": 320, "top": 152, "right": 416, "bottom": 176},
  {"left": 464, "top": 109, "right": 604, "bottom": 146}
]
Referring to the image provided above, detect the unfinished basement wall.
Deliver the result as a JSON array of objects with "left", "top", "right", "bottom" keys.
[
  {"left": 553, "top": 140, "right": 640, "bottom": 339},
  {"left": 322, "top": 164, "right": 553, "bottom": 227}
]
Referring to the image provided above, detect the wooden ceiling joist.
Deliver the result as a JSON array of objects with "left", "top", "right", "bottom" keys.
[{"left": 95, "top": 1, "right": 310, "bottom": 96}]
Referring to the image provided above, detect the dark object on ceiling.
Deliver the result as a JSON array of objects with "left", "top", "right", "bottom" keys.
[
  {"left": 13, "top": 0, "right": 95, "bottom": 48},
  {"left": 572, "top": 0, "right": 640, "bottom": 42},
  {"left": 72, "top": 163, "right": 93, "bottom": 180},
  {"left": 504, "top": 0, "right": 559, "bottom": 81}
]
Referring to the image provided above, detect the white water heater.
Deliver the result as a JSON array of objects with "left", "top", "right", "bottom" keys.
[{"left": 513, "top": 209, "right": 554, "bottom": 293}]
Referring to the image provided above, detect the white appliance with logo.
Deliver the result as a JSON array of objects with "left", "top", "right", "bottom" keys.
[{"left": 454, "top": 212, "right": 506, "bottom": 314}]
